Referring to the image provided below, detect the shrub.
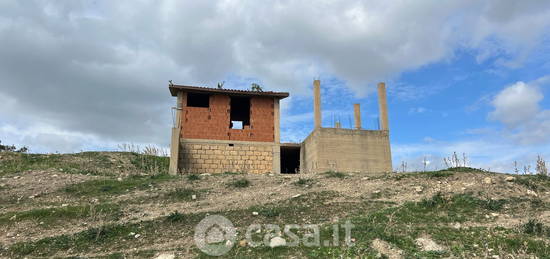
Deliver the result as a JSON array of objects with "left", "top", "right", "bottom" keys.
[
  {"left": 324, "top": 171, "right": 347, "bottom": 179},
  {"left": 522, "top": 219, "right": 549, "bottom": 237},
  {"left": 166, "top": 211, "right": 185, "bottom": 222},
  {"left": 186, "top": 174, "right": 201, "bottom": 181},
  {"left": 257, "top": 207, "right": 281, "bottom": 218},
  {"left": 420, "top": 193, "right": 447, "bottom": 208},
  {"left": 229, "top": 178, "right": 250, "bottom": 188},
  {"left": 294, "top": 178, "right": 314, "bottom": 186}
]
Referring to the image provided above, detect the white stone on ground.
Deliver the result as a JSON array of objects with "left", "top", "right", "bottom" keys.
[
  {"left": 415, "top": 237, "right": 445, "bottom": 252},
  {"left": 154, "top": 253, "right": 175, "bottom": 259}
]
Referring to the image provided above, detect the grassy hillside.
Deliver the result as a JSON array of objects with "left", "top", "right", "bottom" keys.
[{"left": 0, "top": 152, "right": 549, "bottom": 258}]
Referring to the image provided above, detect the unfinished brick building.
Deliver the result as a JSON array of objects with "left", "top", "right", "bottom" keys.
[
  {"left": 168, "top": 85, "right": 288, "bottom": 174},
  {"left": 169, "top": 80, "right": 392, "bottom": 175}
]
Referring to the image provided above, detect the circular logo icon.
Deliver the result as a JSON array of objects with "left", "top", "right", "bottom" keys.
[{"left": 194, "top": 215, "right": 236, "bottom": 256}]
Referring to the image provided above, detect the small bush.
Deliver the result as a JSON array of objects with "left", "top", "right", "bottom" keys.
[
  {"left": 420, "top": 193, "right": 447, "bottom": 208},
  {"left": 257, "top": 207, "right": 281, "bottom": 218},
  {"left": 186, "top": 174, "right": 201, "bottom": 181},
  {"left": 484, "top": 199, "right": 506, "bottom": 211},
  {"left": 522, "top": 219, "right": 549, "bottom": 237},
  {"left": 166, "top": 211, "right": 185, "bottom": 222},
  {"left": 294, "top": 178, "right": 314, "bottom": 186},
  {"left": 229, "top": 178, "right": 251, "bottom": 188},
  {"left": 324, "top": 171, "right": 347, "bottom": 179},
  {"left": 515, "top": 176, "right": 547, "bottom": 191}
]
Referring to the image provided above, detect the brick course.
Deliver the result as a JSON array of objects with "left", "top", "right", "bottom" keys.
[{"left": 181, "top": 93, "right": 275, "bottom": 142}]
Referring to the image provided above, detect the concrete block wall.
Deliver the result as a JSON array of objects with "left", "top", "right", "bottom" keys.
[
  {"left": 179, "top": 140, "right": 275, "bottom": 174},
  {"left": 181, "top": 93, "right": 275, "bottom": 142},
  {"left": 300, "top": 128, "right": 392, "bottom": 174}
]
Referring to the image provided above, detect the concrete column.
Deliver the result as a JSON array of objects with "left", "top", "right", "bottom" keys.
[
  {"left": 313, "top": 79, "right": 322, "bottom": 129},
  {"left": 273, "top": 99, "right": 280, "bottom": 143},
  {"left": 169, "top": 91, "right": 184, "bottom": 175},
  {"left": 377, "top": 82, "right": 389, "bottom": 131},
  {"left": 354, "top": 103, "right": 361, "bottom": 129},
  {"left": 272, "top": 98, "right": 281, "bottom": 174}
]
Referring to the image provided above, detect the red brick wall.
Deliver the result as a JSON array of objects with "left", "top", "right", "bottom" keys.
[{"left": 181, "top": 93, "right": 275, "bottom": 142}]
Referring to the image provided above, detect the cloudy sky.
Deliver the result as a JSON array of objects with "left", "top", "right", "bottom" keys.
[{"left": 1, "top": 0, "right": 549, "bottom": 172}]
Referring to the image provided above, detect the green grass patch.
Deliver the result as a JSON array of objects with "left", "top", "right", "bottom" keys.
[
  {"left": 63, "top": 174, "right": 175, "bottom": 197},
  {"left": 6, "top": 212, "right": 206, "bottom": 257},
  {"left": 251, "top": 206, "right": 282, "bottom": 218},
  {"left": 0, "top": 152, "right": 116, "bottom": 176},
  {"left": 229, "top": 178, "right": 251, "bottom": 188},
  {"left": 324, "top": 171, "right": 347, "bottom": 178},
  {"left": 0, "top": 203, "right": 121, "bottom": 226},
  {"left": 8, "top": 222, "right": 141, "bottom": 257},
  {"left": 215, "top": 191, "right": 546, "bottom": 258},
  {"left": 393, "top": 167, "right": 488, "bottom": 180},
  {"left": 515, "top": 174, "right": 550, "bottom": 191},
  {"left": 445, "top": 167, "right": 485, "bottom": 173},
  {"left": 381, "top": 193, "right": 507, "bottom": 224},
  {"left": 130, "top": 153, "right": 169, "bottom": 174},
  {"left": 0, "top": 151, "right": 172, "bottom": 177}
]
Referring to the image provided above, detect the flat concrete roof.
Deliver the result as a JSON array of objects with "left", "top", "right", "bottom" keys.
[
  {"left": 281, "top": 142, "right": 301, "bottom": 148},
  {"left": 169, "top": 84, "right": 289, "bottom": 99}
]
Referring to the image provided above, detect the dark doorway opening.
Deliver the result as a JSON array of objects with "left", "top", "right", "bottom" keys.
[
  {"left": 280, "top": 145, "right": 300, "bottom": 174},
  {"left": 230, "top": 96, "right": 250, "bottom": 129}
]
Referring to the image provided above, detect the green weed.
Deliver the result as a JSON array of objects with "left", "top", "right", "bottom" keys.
[
  {"left": 186, "top": 174, "right": 201, "bottom": 181},
  {"left": 229, "top": 178, "right": 251, "bottom": 188},
  {"left": 324, "top": 171, "right": 347, "bottom": 178},
  {"left": 63, "top": 174, "right": 174, "bottom": 197}
]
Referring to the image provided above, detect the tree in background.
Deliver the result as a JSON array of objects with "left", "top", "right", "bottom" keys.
[{"left": 0, "top": 140, "right": 28, "bottom": 153}]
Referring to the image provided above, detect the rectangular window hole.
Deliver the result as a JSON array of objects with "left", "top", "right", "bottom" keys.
[
  {"left": 230, "top": 96, "right": 250, "bottom": 128},
  {"left": 187, "top": 93, "right": 210, "bottom": 107},
  {"left": 228, "top": 144, "right": 234, "bottom": 147}
]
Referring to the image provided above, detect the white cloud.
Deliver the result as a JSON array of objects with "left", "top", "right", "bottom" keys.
[
  {"left": 0, "top": 1, "right": 549, "bottom": 152},
  {"left": 489, "top": 81, "right": 542, "bottom": 127},
  {"left": 488, "top": 77, "right": 550, "bottom": 144}
]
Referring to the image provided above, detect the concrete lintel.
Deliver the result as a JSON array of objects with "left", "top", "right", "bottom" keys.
[{"left": 180, "top": 138, "right": 277, "bottom": 146}]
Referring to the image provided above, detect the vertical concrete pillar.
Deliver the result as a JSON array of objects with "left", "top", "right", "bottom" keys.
[
  {"left": 354, "top": 103, "right": 361, "bottom": 130},
  {"left": 169, "top": 91, "right": 184, "bottom": 175},
  {"left": 377, "top": 82, "right": 389, "bottom": 131},
  {"left": 272, "top": 98, "right": 281, "bottom": 174},
  {"left": 313, "top": 79, "right": 322, "bottom": 129}
]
